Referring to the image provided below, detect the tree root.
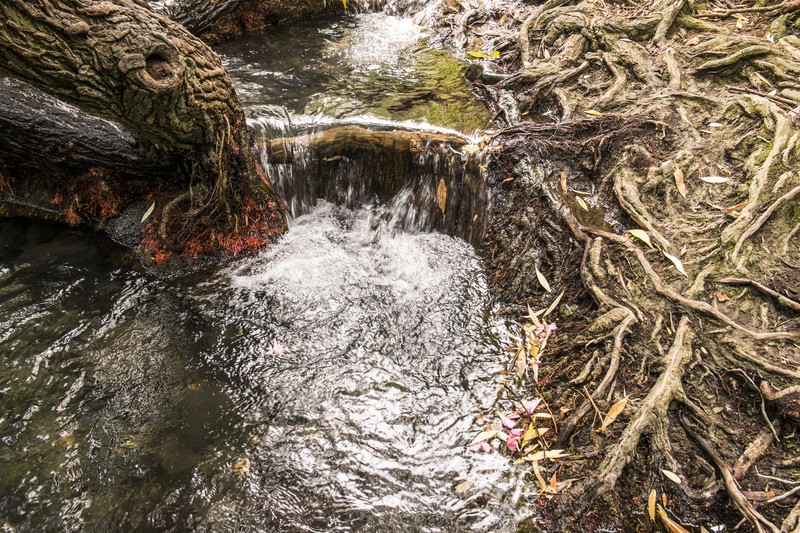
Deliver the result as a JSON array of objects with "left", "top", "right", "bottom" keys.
[
  {"left": 584, "top": 316, "right": 692, "bottom": 491},
  {"left": 715, "top": 276, "right": 800, "bottom": 313},
  {"left": 732, "top": 184, "right": 800, "bottom": 262},
  {"left": 681, "top": 414, "right": 780, "bottom": 533},
  {"left": 586, "top": 228, "right": 800, "bottom": 342}
]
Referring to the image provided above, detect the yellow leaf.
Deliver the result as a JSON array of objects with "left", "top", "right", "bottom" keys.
[
  {"left": 661, "top": 469, "right": 682, "bottom": 484},
  {"left": 522, "top": 424, "right": 550, "bottom": 443},
  {"left": 455, "top": 479, "right": 474, "bottom": 494},
  {"left": 232, "top": 457, "right": 251, "bottom": 476},
  {"left": 536, "top": 266, "right": 552, "bottom": 292},
  {"left": 585, "top": 109, "right": 603, "bottom": 117},
  {"left": 467, "top": 50, "right": 489, "bottom": 59},
  {"left": 628, "top": 229, "right": 654, "bottom": 249},
  {"left": 503, "top": 177, "right": 514, "bottom": 182},
  {"left": 470, "top": 429, "right": 499, "bottom": 445},
  {"left": 600, "top": 396, "right": 628, "bottom": 431},
  {"left": 548, "top": 472, "right": 559, "bottom": 492},
  {"left": 657, "top": 505, "right": 691, "bottom": 533},
  {"left": 491, "top": 50, "right": 500, "bottom": 58},
  {"left": 674, "top": 166, "right": 687, "bottom": 198},
  {"left": 663, "top": 251, "right": 688, "bottom": 277},
  {"left": 437, "top": 178, "right": 447, "bottom": 216},
  {"left": 576, "top": 196, "right": 589, "bottom": 211},
  {"left": 648, "top": 489, "right": 656, "bottom": 522},
  {"left": 342, "top": 0, "right": 347, "bottom": 9},
  {"left": 736, "top": 14, "right": 744, "bottom": 30}
]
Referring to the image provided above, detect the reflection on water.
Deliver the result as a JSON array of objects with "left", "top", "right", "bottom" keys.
[
  {"left": 217, "top": 13, "right": 491, "bottom": 133},
  {"left": 0, "top": 205, "right": 532, "bottom": 531}
]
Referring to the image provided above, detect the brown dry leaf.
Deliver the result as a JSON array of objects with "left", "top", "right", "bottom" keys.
[
  {"left": 560, "top": 170, "right": 568, "bottom": 193},
  {"left": 657, "top": 505, "right": 691, "bottom": 533},
  {"left": 600, "top": 396, "right": 628, "bottom": 431},
  {"left": 437, "top": 179, "right": 447, "bottom": 216},
  {"left": 547, "top": 472, "right": 559, "bottom": 493},
  {"left": 715, "top": 291, "right": 730, "bottom": 302},
  {"left": 674, "top": 166, "right": 687, "bottom": 198},
  {"left": 722, "top": 200, "right": 748, "bottom": 213},
  {"left": 647, "top": 489, "right": 656, "bottom": 522},
  {"left": 662, "top": 492, "right": 667, "bottom": 507},
  {"left": 232, "top": 457, "right": 251, "bottom": 476}
]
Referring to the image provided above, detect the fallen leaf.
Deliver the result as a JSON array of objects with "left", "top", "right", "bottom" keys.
[
  {"left": 657, "top": 505, "right": 691, "bottom": 533},
  {"left": 722, "top": 200, "right": 748, "bottom": 212},
  {"left": 232, "top": 457, "right": 251, "bottom": 476},
  {"left": 715, "top": 291, "right": 730, "bottom": 302},
  {"left": 503, "top": 177, "right": 514, "bottom": 183},
  {"left": 514, "top": 346, "right": 527, "bottom": 379},
  {"left": 699, "top": 176, "right": 731, "bottom": 184},
  {"left": 600, "top": 396, "right": 628, "bottom": 431},
  {"left": 470, "top": 429, "right": 499, "bottom": 445},
  {"left": 585, "top": 109, "right": 603, "bottom": 117},
  {"left": 674, "top": 166, "right": 687, "bottom": 198},
  {"left": 523, "top": 424, "right": 550, "bottom": 442},
  {"left": 560, "top": 170, "right": 568, "bottom": 193},
  {"left": 536, "top": 266, "right": 552, "bottom": 292},
  {"left": 736, "top": 14, "right": 744, "bottom": 30},
  {"left": 648, "top": 489, "right": 657, "bottom": 522},
  {"left": 663, "top": 251, "right": 688, "bottom": 276},
  {"left": 547, "top": 472, "right": 559, "bottom": 492},
  {"left": 661, "top": 469, "right": 682, "bottom": 484},
  {"left": 437, "top": 178, "right": 447, "bottom": 216},
  {"left": 527, "top": 304, "right": 543, "bottom": 328},
  {"left": 708, "top": 122, "right": 724, "bottom": 128},
  {"left": 455, "top": 479, "right": 474, "bottom": 494},
  {"left": 462, "top": 144, "right": 481, "bottom": 154},
  {"left": 525, "top": 449, "right": 569, "bottom": 461},
  {"left": 543, "top": 290, "right": 565, "bottom": 317},
  {"left": 141, "top": 201, "right": 156, "bottom": 223},
  {"left": 628, "top": 229, "right": 654, "bottom": 249},
  {"left": 576, "top": 196, "right": 589, "bottom": 211}
]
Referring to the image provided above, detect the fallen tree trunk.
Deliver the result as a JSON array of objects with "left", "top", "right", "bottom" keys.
[{"left": 0, "top": 77, "right": 173, "bottom": 177}]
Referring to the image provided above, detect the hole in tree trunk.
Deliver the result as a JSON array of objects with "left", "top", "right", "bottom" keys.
[{"left": 145, "top": 54, "right": 174, "bottom": 81}]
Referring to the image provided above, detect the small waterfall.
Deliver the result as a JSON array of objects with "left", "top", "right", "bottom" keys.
[{"left": 253, "top": 116, "right": 493, "bottom": 247}]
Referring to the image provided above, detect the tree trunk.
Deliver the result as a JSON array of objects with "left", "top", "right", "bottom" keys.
[
  {"left": 0, "top": 76, "right": 173, "bottom": 177},
  {"left": 0, "top": 0, "right": 286, "bottom": 261},
  {"left": 158, "top": 0, "right": 343, "bottom": 42}
]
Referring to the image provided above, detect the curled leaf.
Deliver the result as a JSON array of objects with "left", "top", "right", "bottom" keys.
[
  {"left": 628, "top": 229, "right": 654, "bottom": 249},
  {"left": 663, "top": 251, "right": 688, "bottom": 277},
  {"left": 674, "top": 166, "right": 687, "bottom": 198}
]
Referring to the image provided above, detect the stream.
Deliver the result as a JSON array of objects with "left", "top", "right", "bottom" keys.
[{"left": 0, "top": 13, "right": 535, "bottom": 533}]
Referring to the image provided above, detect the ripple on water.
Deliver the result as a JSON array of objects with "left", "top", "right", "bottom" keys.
[{"left": 0, "top": 211, "right": 531, "bottom": 530}]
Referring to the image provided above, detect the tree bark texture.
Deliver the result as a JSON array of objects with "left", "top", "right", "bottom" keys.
[{"left": 0, "top": 0, "right": 243, "bottom": 153}]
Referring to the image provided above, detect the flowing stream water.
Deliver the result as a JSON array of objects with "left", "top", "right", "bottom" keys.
[{"left": 0, "top": 13, "right": 536, "bottom": 532}]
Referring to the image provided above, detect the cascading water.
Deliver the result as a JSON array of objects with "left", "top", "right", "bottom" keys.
[{"left": 0, "top": 12, "right": 535, "bottom": 533}]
